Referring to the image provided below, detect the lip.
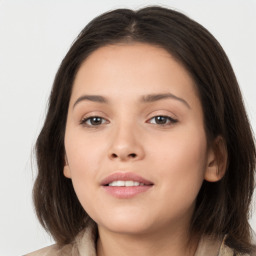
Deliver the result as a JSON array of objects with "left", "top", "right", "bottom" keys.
[
  {"left": 100, "top": 172, "right": 154, "bottom": 199},
  {"left": 100, "top": 172, "right": 153, "bottom": 186}
]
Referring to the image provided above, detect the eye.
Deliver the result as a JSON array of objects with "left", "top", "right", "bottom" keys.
[
  {"left": 148, "top": 115, "right": 178, "bottom": 126},
  {"left": 80, "top": 116, "right": 108, "bottom": 127}
]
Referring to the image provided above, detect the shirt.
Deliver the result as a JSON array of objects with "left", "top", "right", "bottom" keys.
[{"left": 25, "top": 225, "right": 252, "bottom": 256}]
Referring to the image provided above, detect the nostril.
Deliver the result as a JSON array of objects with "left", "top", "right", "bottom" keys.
[
  {"left": 109, "top": 152, "right": 138, "bottom": 160},
  {"left": 111, "top": 153, "right": 118, "bottom": 158},
  {"left": 129, "top": 153, "right": 137, "bottom": 158}
]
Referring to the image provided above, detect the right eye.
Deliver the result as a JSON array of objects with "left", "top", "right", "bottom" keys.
[
  {"left": 80, "top": 116, "right": 108, "bottom": 127},
  {"left": 147, "top": 115, "right": 178, "bottom": 126}
]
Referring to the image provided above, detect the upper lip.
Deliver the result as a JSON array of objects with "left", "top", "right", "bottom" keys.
[{"left": 100, "top": 172, "right": 154, "bottom": 186}]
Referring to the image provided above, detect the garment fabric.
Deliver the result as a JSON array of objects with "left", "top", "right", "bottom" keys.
[{"left": 25, "top": 225, "right": 252, "bottom": 256}]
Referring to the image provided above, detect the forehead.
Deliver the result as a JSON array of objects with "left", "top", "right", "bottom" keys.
[
  {"left": 71, "top": 43, "right": 199, "bottom": 106},
  {"left": 77, "top": 43, "right": 185, "bottom": 78}
]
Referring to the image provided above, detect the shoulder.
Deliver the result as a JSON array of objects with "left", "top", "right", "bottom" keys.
[
  {"left": 24, "top": 224, "right": 97, "bottom": 256},
  {"left": 195, "top": 235, "right": 256, "bottom": 256},
  {"left": 218, "top": 234, "right": 256, "bottom": 256},
  {"left": 25, "top": 244, "right": 58, "bottom": 256},
  {"left": 219, "top": 243, "right": 256, "bottom": 256},
  {"left": 25, "top": 243, "right": 76, "bottom": 256}
]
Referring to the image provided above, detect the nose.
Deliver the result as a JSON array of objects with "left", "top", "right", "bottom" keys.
[{"left": 108, "top": 123, "right": 145, "bottom": 162}]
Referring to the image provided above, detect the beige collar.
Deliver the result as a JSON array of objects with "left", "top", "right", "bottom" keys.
[
  {"left": 75, "top": 224, "right": 97, "bottom": 256},
  {"left": 76, "top": 226, "right": 226, "bottom": 256},
  {"left": 194, "top": 235, "right": 224, "bottom": 256},
  {"left": 27, "top": 226, "right": 238, "bottom": 256}
]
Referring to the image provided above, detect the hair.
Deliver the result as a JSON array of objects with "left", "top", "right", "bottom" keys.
[{"left": 33, "top": 6, "right": 256, "bottom": 254}]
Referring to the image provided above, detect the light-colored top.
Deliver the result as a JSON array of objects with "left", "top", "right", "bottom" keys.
[{"left": 25, "top": 226, "right": 252, "bottom": 256}]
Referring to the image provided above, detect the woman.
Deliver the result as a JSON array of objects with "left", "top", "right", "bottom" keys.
[{"left": 27, "top": 6, "right": 256, "bottom": 256}]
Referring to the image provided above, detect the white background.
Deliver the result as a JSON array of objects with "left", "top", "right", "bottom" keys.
[{"left": 0, "top": 0, "right": 255, "bottom": 255}]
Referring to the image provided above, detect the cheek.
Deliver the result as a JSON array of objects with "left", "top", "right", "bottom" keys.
[
  {"left": 65, "top": 129, "right": 105, "bottom": 172},
  {"left": 154, "top": 123, "right": 207, "bottom": 170},
  {"left": 65, "top": 145, "right": 101, "bottom": 218},
  {"left": 150, "top": 127, "right": 208, "bottom": 199},
  {"left": 64, "top": 132, "right": 104, "bottom": 200}
]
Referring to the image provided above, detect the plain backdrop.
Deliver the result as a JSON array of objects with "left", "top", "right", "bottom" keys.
[{"left": 0, "top": 0, "right": 255, "bottom": 255}]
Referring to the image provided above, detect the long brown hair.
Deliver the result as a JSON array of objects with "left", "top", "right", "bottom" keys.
[{"left": 33, "top": 6, "right": 256, "bottom": 253}]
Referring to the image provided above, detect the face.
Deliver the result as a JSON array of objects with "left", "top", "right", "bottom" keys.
[{"left": 64, "top": 43, "right": 219, "bottom": 237}]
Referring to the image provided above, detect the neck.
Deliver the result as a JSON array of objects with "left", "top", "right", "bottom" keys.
[{"left": 96, "top": 225, "right": 199, "bottom": 256}]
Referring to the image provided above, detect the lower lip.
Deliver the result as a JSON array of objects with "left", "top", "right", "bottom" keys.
[{"left": 102, "top": 185, "right": 153, "bottom": 199}]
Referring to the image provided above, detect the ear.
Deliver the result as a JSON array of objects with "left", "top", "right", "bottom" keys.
[
  {"left": 204, "top": 136, "right": 228, "bottom": 182},
  {"left": 63, "top": 155, "right": 71, "bottom": 179}
]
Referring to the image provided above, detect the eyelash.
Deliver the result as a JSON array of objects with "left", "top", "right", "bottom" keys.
[
  {"left": 80, "top": 115, "right": 178, "bottom": 127},
  {"left": 147, "top": 115, "right": 178, "bottom": 126},
  {"left": 80, "top": 116, "right": 109, "bottom": 127}
]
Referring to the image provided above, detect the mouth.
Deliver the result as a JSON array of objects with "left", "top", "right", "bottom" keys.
[
  {"left": 101, "top": 172, "right": 154, "bottom": 199},
  {"left": 101, "top": 172, "right": 153, "bottom": 186},
  {"left": 107, "top": 180, "right": 148, "bottom": 187}
]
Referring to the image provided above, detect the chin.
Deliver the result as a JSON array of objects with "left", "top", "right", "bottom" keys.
[{"left": 96, "top": 213, "right": 155, "bottom": 235}]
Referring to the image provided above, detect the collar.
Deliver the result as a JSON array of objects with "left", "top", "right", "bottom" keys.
[{"left": 75, "top": 225, "right": 226, "bottom": 256}]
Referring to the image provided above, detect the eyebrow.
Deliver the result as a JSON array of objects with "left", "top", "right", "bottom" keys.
[
  {"left": 142, "top": 93, "right": 191, "bottom": 109},
  {"left": 73, "top": 93, "right": 191, "bottom": 109},
  {"left": 73, "top": 95, "right": 108, "bottom": 109}
]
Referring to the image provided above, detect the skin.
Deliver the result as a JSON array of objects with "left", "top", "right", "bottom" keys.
[{"left": 64, "top": 43, "right": 225, "bottom": 256}]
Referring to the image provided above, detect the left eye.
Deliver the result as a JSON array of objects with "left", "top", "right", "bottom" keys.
[
  {"left": 148, "top": 116, "right": 178, "bottom": 125},
  {"left": 80, "top": 116, "right": 108, "bottom": 126}
]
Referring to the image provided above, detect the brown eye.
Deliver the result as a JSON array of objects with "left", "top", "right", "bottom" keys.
[
  {"left": 148, "top": 116, "right": 178, "bottom": 125},
  {"left": 80, "top": 116, "right": 108, "bottom": 126}
]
